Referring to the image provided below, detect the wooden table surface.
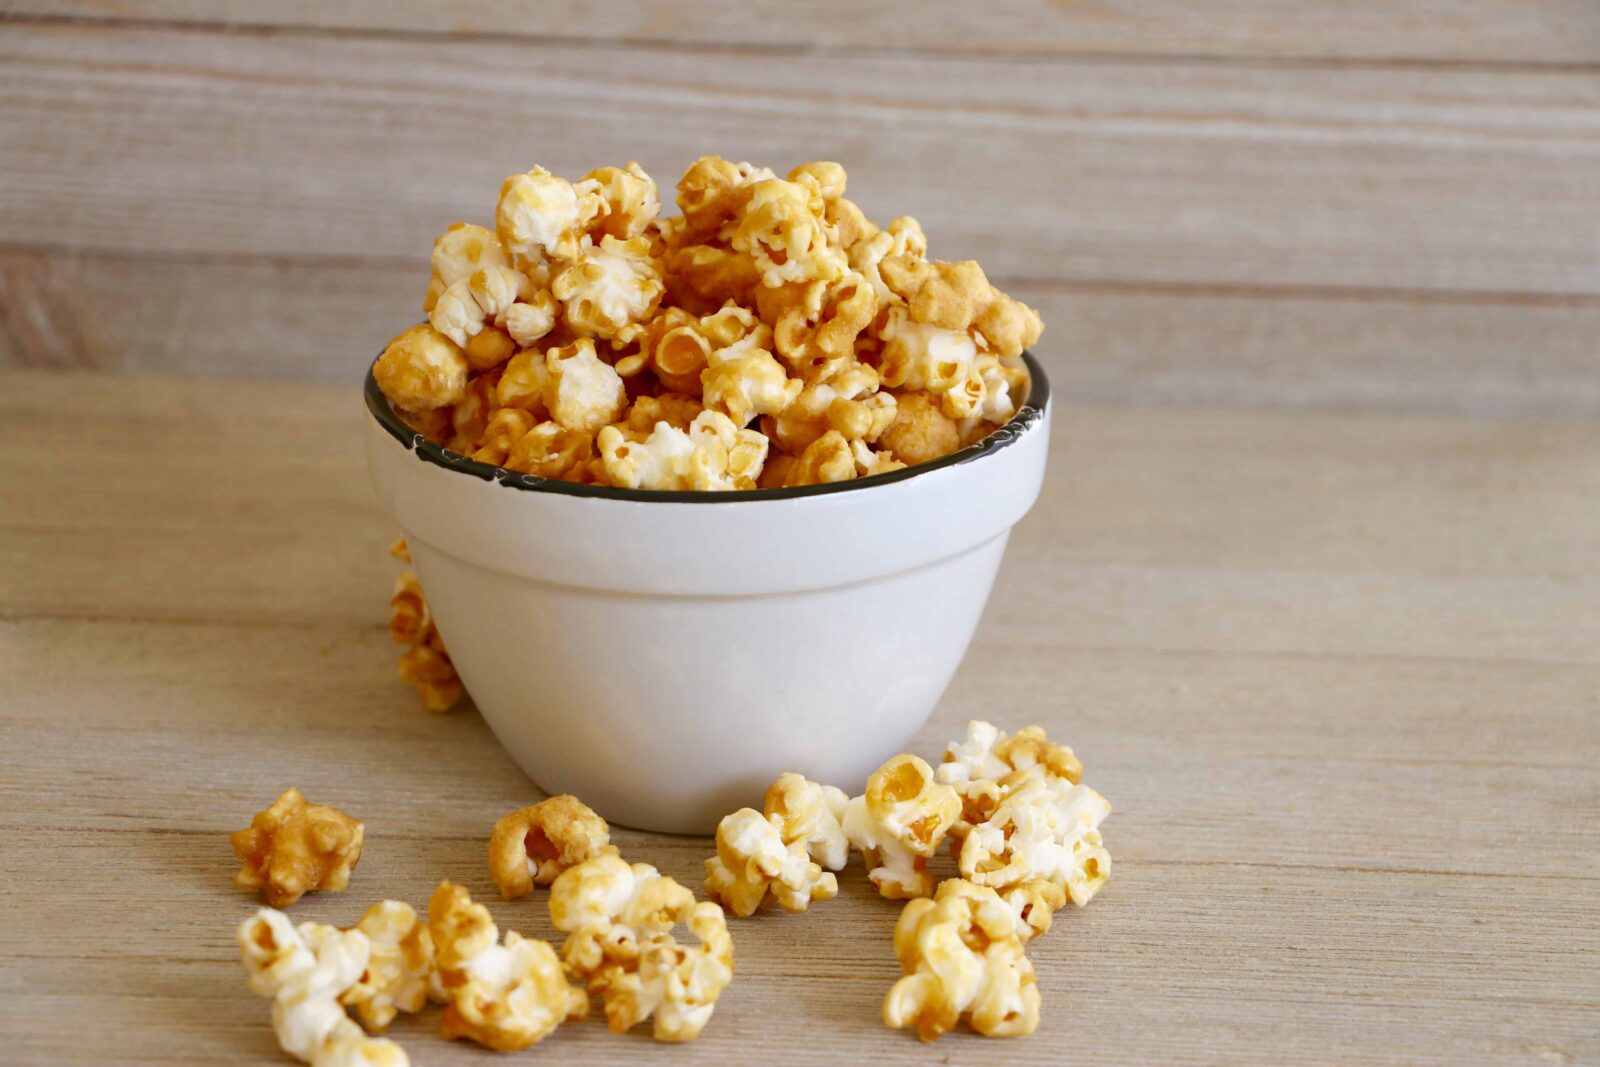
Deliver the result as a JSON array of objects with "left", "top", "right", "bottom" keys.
[{"left": 2, "top": 370, "right": 1597, "bottom": 1065}]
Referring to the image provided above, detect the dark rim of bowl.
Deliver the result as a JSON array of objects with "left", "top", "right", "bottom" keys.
[{"left": 365, "top": 349, "right": 1048, "bottom": 503}]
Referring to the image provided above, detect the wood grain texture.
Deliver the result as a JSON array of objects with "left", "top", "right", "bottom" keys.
[
  {"left": 8, "top": 0, "right": 1600, "bottom": 65},
  {"left": 2, "top": 370, "right": 1597, "bottom": 1065},
  {"left": 2, "top": 22, "right": 1598, "bottom": 295}
]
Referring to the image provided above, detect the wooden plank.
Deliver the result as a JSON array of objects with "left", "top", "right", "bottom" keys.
[
  {"left": 2, "top": 24, "right": 1598, "bottom": 295},
  {"left": 6, "top": 1, "right": 1600, "bottom": 65},
  {"left": 5, "top": 246, "right": 1599, "bottom": 418}
]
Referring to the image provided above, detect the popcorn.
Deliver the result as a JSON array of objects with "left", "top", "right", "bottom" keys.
[
  {"left": 373, "top": 157, "right": 1039, "bottom": 491},
  {"left": 938, "top": 720, "right": 1084, "bottom": 789},
  {"left": 374, "top": 324, "right": 467, "bottom": 412},
  {"left": 843, "top": 754, "right": 961, "bottom": 900},
  {"left": 496, "top": 166, "right": 603, "bottom": 264},
  {"left": 551, "top": 235, "right": 665, "bottom": 341},
  {"left": 551, "top": 854, "right": 735, "bottom": 1041},
  {"left": 958, "top": 768, "right": 1112, "bottom": 909},
  {"left": 543, "top": 338, "right": 626, "bottom": 432},
  {"left": 488, "top": 794, "right": 616, "bottom": 901},
  {"left": 878, "top": 391, "right": 961, "bottom": 467},
  {"left": 598, "top": 410, "right": 766, "bottom": 491},
  {"left": 341, "top": 901, "right": 436, "bottom": 1031},
  {"left": 428, "top": 881, "right": 587, "bottom": 1051},
  {"left": 231, "top": 788, "right": 364, "bottom": 908},
  {"left": 237, "top": 908, "right": 412, "bottom": 1065},
  {"left": 763, "top": 772, "right": 850, "bottom": 871},
  {"left": 389, "top": 569, "right": 462, "bottom": 713},
  {"left": 704, "top": 807, "right": 838, "bottom": 917},
  {"left": 882, "top": 879, "right": 1040, "bottom": 1041}
]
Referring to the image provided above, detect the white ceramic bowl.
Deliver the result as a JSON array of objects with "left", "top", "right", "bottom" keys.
[{"left": 364, "top": 354, "right": 1051, "bottom": 833}]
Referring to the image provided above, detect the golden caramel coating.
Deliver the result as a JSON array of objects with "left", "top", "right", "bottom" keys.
[
  {"left": 703, "top": 807, "right": 838, "bottom": 917},
  {"left": 842, "top": 754, "right": 961, "bottom": 900},
  {"left": 878, "top": 391, "right": 961, "bottom": 467},
  {"left": 231, "top": 788, "right": 364, "bottom": 908},
  {"left": 551, "top": 854, "right": 735, "bottom": 1041},
  {"left": 763, "top": 772, "right": 851, "bottom": 871},
  {"left": 428, "top": 881, "right": 587, "bottom": 1052},
  {"left": 374, "top": 324, "right": 468, "bottom": 412},
  {"left": 373, "top": 157, "right": 1037, "bottom": 492},
  {"left": 488, "top": 795, "right": 615, "bottom": 901},
  {"left": 341, "top": 901, "right": 436, "bottom": 1032},
  {"left": 389, "top": 568, "right": 463, "bottom": 713},
  {"left": 883, "top": 879, "right": 1040, "bottom": 1041}
]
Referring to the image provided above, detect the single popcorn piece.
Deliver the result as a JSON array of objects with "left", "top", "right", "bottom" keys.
[
  {"left": 503, "top": 288, "right": 559, "bottom": 347},
  {"left": 879, "top": 254, "right": 1044, "bottom": 359},
  {"left": 850, "top": 216, "right": 927, "bottom": 302},
  {"left": 676, "top": 156, "right": 776, "bottom": 237},
  {"left": 852, "top": 439, "right": 908, "bottom": 478},
  {"left": 504, "top": 420, "right": 596, "bottom": 482},
  {"left": 374, "top": 324, "right": 468, "bottom": 412},
  {"left": 757, "top": 271, "right": 877, "bottom": 382},
  {"left": 543, "top": 338, "right": 626, "bottom": 433},
  {"left": 428, "top": 881, "right": 588, "bottom": 1052},
  {"left": 584, "top": 161, "right": 661, "bottom": 240},
  {"left": 488, "top": 794, "right": 616, "bottom": 901},
  {"left": 843, "top": 754, "right": 961, "bottom": 900},
  {"left": 237, "top": 909, "right": 412, "bottom": 1066},
  {"left": 471, "top": 408, "right": 537, "bottom": 467},
  {"left": 598, "top": 410, "right": 765, "bottom": 492},
  {"left": 231, "top": 788, "right": 364, "bottom": 908},
  {"left": 763, "top": 772, "right": 850, "bottom": 871},
  {"left": 699, "top": 333, "right": 801, "bottom": 426},
  {"left": 878, "top": 304, "right": 979, "bottom": 399},
  {"left": 730, "top": 178, "right": 847, "bottom": 288},
  {"left": 389, "top": 569, "right": 463, "bottom": 713},
  {"left": 786, "top": 429, "right": 856, "bottom": 487},
  {"left": 551, "top": 235, "right": 666, "bottom": 341},
  {"left": 958, "top": 767, "right": 1112, "bottom": 909},
  {"left": 340, "top": 901, "right": 436, "bottom": 1032},
  {"left": 550, "top": 854, "right": 734, "bottom": 1041},
  {"left": 704, "top": 807, "right": 838, "bottom": 917},
  {"left": 938, "top": 720, "right": 1084, "bottom": 789},
  {"left": 496, "top": 166, "right": 604, "bottom": 264},
  {"left": 766, "top": 361, "right": 893, "bottom": 455},
  {"left": 882, "top": 879, "right": 1041, "bottom": 1041},
  {"left": 878, "top": 391, "right": 961, "bottom": 467},
  {"left": 424, "top": 222, "right": 511, "bottom": 313}
]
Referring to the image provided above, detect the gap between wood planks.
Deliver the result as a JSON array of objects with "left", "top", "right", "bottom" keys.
[{"left": 3, "top": 10, "right": 1599, "bottom": 75}]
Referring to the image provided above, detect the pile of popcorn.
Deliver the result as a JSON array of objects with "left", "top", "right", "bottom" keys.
[
  {"left": 231, "top": 721, "right": 1108, "bottom": 1059},
  {"left": 372, "top": 157, "right": 1041, "bottom": 491}
]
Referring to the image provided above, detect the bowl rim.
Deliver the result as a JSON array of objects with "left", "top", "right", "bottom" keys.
[{"left": 365, "top": 349, "right": 1049, "bottom": 503}]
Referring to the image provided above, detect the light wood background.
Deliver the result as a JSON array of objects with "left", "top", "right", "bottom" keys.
[{"left": 1, "top": 4, "right": 1598, "bottom": 1066}]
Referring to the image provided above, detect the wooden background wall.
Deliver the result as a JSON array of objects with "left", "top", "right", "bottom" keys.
[{"left": 1, "top": 3, "right": 1597, "bottom": 417}]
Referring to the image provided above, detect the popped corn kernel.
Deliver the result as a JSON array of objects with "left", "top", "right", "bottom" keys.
[
  {"left": 231, "top": 788, "right": 364, "bottom": 908},
  {"left": 879, "top": 255, "right": 1043, "bottom": 359},
  {"left": 676, "top": 156, "right": 775, "bottom": 237},
  {"left": 634, "top": 306, "right": 713, "bottom": 393},
  {"left": 958, "top": 767, "right": 1112, "bottom": 908},
  {"left": 503, "top": 288, "right": 560, "bottom": 347},
  {"left": 504, "top": 420, "right": 596, "bottom": 482},
  {"left": 664, "top": 242, "right": 762, "bottom": 314},
  {"left": 704, "top": 807, "right": 838, "bottom": 917},
  {"left": 850, "top": 216, "right": 928, "bottom": 302},
  {"left": 543, "top": 338, "right": 626, "bottom": 433},
  {"left": 843, "top": 754, "right": 961, "bottom": 900},
  {"left": 496, "top": 166, "right": 604, "bottom": 264},
  {"left": 425, "top": 223, "right": 510, "bottom": 313},
  {"left": 758, "top": 271, "right": 878, "bottom": 383},
  {"left": 471, "top": 408, "right": 537, "bottom": 467},
  {"left": 852, "top": 439, "right": 908, "bottom": 478},
  {"left": 551, "top": 235, "right": 666, "bottom": 341},
  {"left": 397, "top": 633, "right": 463, "bottom": 713},
  {"left": 700, "top": 333, "right": 800, "bottom": 426},
  {"left": 623, "top": 392, "right": 703, "bottom": 434},
  {"left": 584, "top": 161, "right": 661, "bottom": 241},
  {"left": 488, "top": 795, "right": 616, "bottom": 901},
  {"left": 428, "top": 881, "right": 587, "bottom": 1052},
  {"left": 766, "top": 361, "right": 892, "bottom": 454},
  {"left": 598, "top": 410, "right": 765, "bottom": 492},
  {"left": 938, "top": 720, "right": 1084, "bottom": 788},
  {"left": 446, "top": 371, "right": 497, "bottom": 452},
  {"left": 550, "top": 854, "right": 734, "bottom": 1041},
  {"left": 494, "top": 347, "right": 551, "bottom": 417},
  {"left": 374, "top": 324, "right": 468, "bottom": 412},
  {"left": 341, "top": 901, "right": 435, "bottom": 1032},
  {"left": 388, "top": 572, "right": 431, "bottom": 646},
  {"left": 878, "top": 391, "right": 961, "bottom": 467},
  {"left": 237, "top": 909, "right": 410, "bottom": 1065},
  {"left": 883, "top": 878, "right": 1040, "bottom": 1041},
  {"left": 878, "top": 305, "right": 978, "bottom": 398},
  {"left": 730, "top": 178, "right": 847, "bottom": 288},
  {"left": 763, "top": 772, "right": 851, "bottom": 871},
  {"left": 786, "top": 430, "right": 856, "bottom": 488}
]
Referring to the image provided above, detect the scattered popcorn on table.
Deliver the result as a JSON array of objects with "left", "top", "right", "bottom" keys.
[
  {"left": 550, "top": 853, "right": 734, "bottom": 1041},
  {"left": 882, "top": 878, "right": 1041, "bottom": 1041},
  {"left": 488, "top": 794, "right": 616, "bottom": 901},
  {"left": 704, "top": 807, "right": 838, "bottom": 917},
  {"left": 237, "top": 908, "right": 411, "bottom": 1066},
  {"left": 428, "top": 881, "right": 588, "bottom": 1051},
  {"left": 372, "top": 157, "right": 1040, "bottom": 490},
  {"left": 763, "top": 772, "right": 851, "bottom": 872},
  {"left": 341, "top": 901, "right": 436, "bottom": 1032},
  {"left": 231, "top": 788, "right": 364, "bottom": 908},
  {"left": 387, "top": 543, "right": 463, "bottom": 713},
  {"left": 843, "top": 754, "right": 961, "bottom": 900}
]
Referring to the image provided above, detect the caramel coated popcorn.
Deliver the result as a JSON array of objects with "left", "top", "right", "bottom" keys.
[
  {"left": 550, "top": 854, "right": 734, "bottom": 1041},
  {"left": 704, "top": 807, "right": 838, "bottom": 917},
  {"left": 488, "top": 794, "right": 616, "bottom": 900},
  {"left": 843, "top": 754, "right": 961, "bottom": 900},
  {"left": 428, "top": 881, "right": 587, "bottom": 1051},
  {"left": 388, "top": 547, "right": 463, "bottom": 713},
  {"left": 882, "top": 878, "right": 1041, "bottom": 1041},
  {"left": 374, "top": 157, "right": 1039, "bottom": 490},
  {"left": 231, "top": 788, "right": 364, "bottom": 908}
]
